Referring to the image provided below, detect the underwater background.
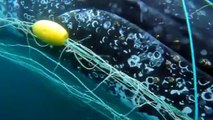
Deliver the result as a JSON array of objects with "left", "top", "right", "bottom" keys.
[
  {"left": 0, "top": 56, "right": 108, "bottom": 120},
  {"left": 0, "top": 0, "right": 213, "bottom": 120}
]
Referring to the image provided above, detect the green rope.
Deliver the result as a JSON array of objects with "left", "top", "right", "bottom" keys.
[{"left": 181, "top": 0, "right": 198, "bottom": 120}]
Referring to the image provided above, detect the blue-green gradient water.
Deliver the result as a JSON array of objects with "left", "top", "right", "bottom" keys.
[{"left": 0, "top": 55, "right": 108, "bottom": 120}]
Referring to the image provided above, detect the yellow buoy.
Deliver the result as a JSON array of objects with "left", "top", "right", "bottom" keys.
[{"left": 32, "top": 20, "right": 68, "bottom": 46}]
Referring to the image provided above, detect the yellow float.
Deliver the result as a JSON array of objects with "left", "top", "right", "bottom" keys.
[{"left": 32, "top": 20, "right": 68, "bottom": 46}]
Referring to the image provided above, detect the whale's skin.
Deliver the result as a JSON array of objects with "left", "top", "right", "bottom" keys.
[
  {"left": 56, "top": 9, "right": 212, "bottom": 120},
  {"left": 1, "top": 0, "right": 213, "bottom": 120}
]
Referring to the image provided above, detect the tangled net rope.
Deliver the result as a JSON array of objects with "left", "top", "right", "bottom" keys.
[{"left": 0, "top": 16, "right": 193, "bottom": 120}]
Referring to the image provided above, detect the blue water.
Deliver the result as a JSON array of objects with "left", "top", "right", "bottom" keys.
[{"left": 0, "top": 56, "right": 107, "bottom": 120}]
